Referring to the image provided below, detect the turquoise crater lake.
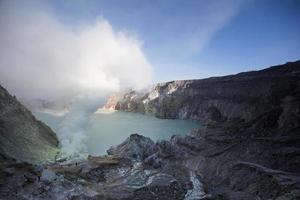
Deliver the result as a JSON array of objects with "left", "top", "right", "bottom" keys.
[{"left": 34, "top": 110, "right": 200, "bottom": 156}]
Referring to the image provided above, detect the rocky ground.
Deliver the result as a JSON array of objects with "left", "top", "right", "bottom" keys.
[
  {"left": 0, "top": 152, "right": 198, "bottom": 200},
  {"left": 1, "top": 61, "right": 300, "bottom": 199}
]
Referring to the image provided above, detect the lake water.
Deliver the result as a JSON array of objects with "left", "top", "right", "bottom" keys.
[{"left": 34, "top": 110, "right": 200, "bottom": 156}]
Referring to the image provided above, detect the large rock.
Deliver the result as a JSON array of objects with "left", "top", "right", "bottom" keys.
[
  {"left": 0, "top": 85, "right": 59, "bottom": 163},
  {"left": 107, "top": 133, "right": 155, "bottom": 161}
]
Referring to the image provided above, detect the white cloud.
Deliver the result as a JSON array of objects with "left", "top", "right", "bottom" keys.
[
  {"left": 187, "top": 0, "right": 243, "bottom": 53},
  {"left": 0, "top": 0, "right": 152, "bottom": 103}
]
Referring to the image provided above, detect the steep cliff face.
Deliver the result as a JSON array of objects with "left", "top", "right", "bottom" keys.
[
  {"left": 0, "top": 85, "right": 59, "bottom": 163},
  {"left": 110, "top": 61, "right": 300, "bottom": 124}
]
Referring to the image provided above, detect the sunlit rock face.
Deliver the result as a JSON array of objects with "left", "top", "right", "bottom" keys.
[
  {"left": 103, "top": 92, "right": 126, "bottom": 110},
  {"left": 109, "top": 61, "right": 300, "bottom": 124},
  {"left": 0, "top": 85, "right": 59, "bottom": 163}
]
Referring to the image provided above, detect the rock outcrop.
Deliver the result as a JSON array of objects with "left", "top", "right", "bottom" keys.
[
  {"left": 0, "top": 85, "right": 59, "bottom": 163},
  {"left": 107, "top": 134, "right": 155, "bottom": 161}
]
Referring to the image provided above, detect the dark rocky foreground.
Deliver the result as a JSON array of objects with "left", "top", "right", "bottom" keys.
[
  {"left": 0, "top": 153, "right": 195, "bottom": 200},
  {"left": 0, "top": 61, "right": 300, "bottom": 200}
]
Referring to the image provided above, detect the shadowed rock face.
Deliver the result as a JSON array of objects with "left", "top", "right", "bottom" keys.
[{"left": 0, "top": 85, "right": 59, "bottom": 163}]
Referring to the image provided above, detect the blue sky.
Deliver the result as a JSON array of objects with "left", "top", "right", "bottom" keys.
[{"left": 47, "top": 0, "right": 300, "bottom": 82}]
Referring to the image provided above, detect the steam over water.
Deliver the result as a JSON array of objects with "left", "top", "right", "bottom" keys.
[{"left": 34, "top": 110, "right": 200, "bottom": 156}]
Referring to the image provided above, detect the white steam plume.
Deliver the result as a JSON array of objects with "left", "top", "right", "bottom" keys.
[
  {"left": 58, "top": 93, "right": 105, "bottom": 159},
  {"left": 0, "top": 0, "right": 152, "bottom": 158},
  {"left": 0, "top": 0, "right": 152, "bottom": 102}
]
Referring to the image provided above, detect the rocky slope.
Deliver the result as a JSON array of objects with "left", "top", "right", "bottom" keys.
[
  {"left": 0, "top": 85, "right": 59, "bottom": 163},
  {"left": 104, "top": 61, "right": 300, "bottom": 199}
]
